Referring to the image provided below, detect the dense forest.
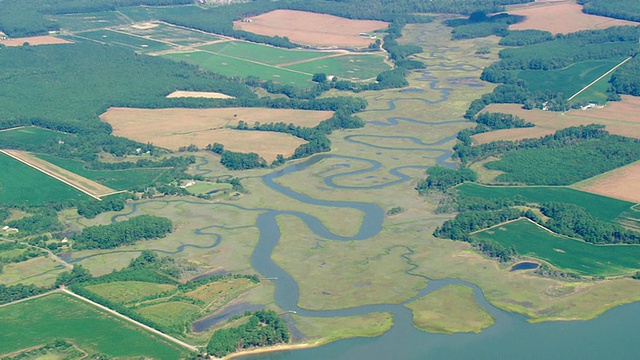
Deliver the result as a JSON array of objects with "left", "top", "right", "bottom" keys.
[
  {"left": 445, "top": 11, "right": 524, "bottom": 40},
  {"left": 416, "top": 166, "right": 477, "bottom": 192},
  {"left": 207, "top": 310, "right": 290, "bottom": 357},
  {"left": 73, "top": 215, "right": 173, "bottom": 249},
  {"left": 453, "top": 124, "right": 640, "bottom": 186},
  {"left": 579, "top": 0, "right": 640, "bottom": 22},
  {"left": 610, "top": 56, "right": 640, "bottom": 96}
]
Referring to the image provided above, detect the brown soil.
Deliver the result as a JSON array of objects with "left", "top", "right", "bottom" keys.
[
  {"left": 166, "top": 91, "right": 235, "bottom": 99},
  {"left": 100, "top": 107, "right": 334, "bottom": 162},
  {"left": 233, "top": 10, "right": 388, "bottom": 47},
  {"left": 574, "top": 161, "right": 640, "bottom": 203},
  {"left": 507, "top": 2, "right": 638, "bottom": 34},
  {"left": 472, "top": 97, "right": 640, "bottom": 144},
  {"left": 0, "top": 35, "right": 72, "bottom": 47}
]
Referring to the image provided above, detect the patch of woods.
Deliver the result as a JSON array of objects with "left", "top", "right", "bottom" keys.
[
  {"left": 445, "top": 11, "right": 524, "bottom": 40},
  {"left": 579, "top": 0, "right": 640, "bottom": 22},
  {"left": 464, "top": 26, "right": 640, "bottom": 117},
  {"left": 207, "top": 310, "right": 290, "bottom": 357},
  {"left": 72, "top": 215, "right": 173, "bottom": 250}
]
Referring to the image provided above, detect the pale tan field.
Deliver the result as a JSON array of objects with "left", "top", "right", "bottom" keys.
[
  {"left": 573, "top": 161, "right": 640, "bottom": 203},
  {"left": 166, "top": 91, "right": 235, "bottom": 99},
  {"left": 233, "top": 10, "right": 388, "bottom": 47},
  {"left": 0, "top": 149, "right": 116, "bottom": 199},
  {"left": 507, "top": 2, "right": 637, "bottom": 34},
  {"left": 101, "top": 107, "right": 334, "bottom": 161},
  {"left": 0, "top": 35, "right": 72, "bottom": 46},
  {"left": 472, "top": 98, "right": 640, "bottom": 144}
]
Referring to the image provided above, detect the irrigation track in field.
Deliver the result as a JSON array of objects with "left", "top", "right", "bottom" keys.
[
  {"left": 568, "top": 56, "right": 633, "bottom": 101},
  {"left": 60, "top": 288, "right": 199, "bottom": 352}
]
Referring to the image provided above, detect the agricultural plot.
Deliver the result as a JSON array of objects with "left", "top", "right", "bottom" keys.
[
  {"left": 455, "top": 183, "right": 638, "bottom": 223},
  {"left": 163, "top": 50, "right": 313, "bottom": 86},
  {"left": 0, "top": 127, "right": 70, "bottom": 144},
  {"left": 0, "top": 293, "right": 187, "bottom": 359},
  {"left": 35, "top": 154, "right": 169, "bottom": 191},
  {"left": 575, "top": 161, "right": 640, "bottom": 203},
  {"left": 119, "top": 22, "right": 220, "bottom": 47},
  {"left": 0, "top": 152, "right": 89, "bottom": 206},
  {"left": 0, "top": 36, "right": 72, "bottom": 47},
  {"left": 83, "top": 277, "right": 258, "bottom": 336},
  {"left": 74, "top": 29, "right": 172, "bottom": 52},
  {"left": 48, "top": 11, "right": 132, "bottom": 32},
  {"left": 471, "top": 219, "right": 640, "bottom": 276},
  {"left": 284, "top": 54, "right": 391, "bottom": 80},
  {"left": 198, "top": 41, "right": 336, "bottom": 65},
  {"left": 518, "top": 59, "right": 623, "bottom": 101}
]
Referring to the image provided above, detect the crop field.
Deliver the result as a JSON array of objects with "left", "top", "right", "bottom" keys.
[
  {"left": 74, "top": 29, "right": 172, "bottom": 52},
  {"left": 197, "top": 41, "right": 336, "bottom": 65},
  {"left": 0, "top": 36, "right": 72, "bottom": 47},
  {"left": 35, "top": 154, "right": 169, "bottom": 191},
  {"left": 574, "top": 161, "right": 640, "bottom": 203},
  {"left": 472, "top": 219, "right": 640, "bottom": 276},
  {"left": 472, "top": 100, "right": 640, "bottom": 144},
  {"left": 166, "top": 90, "right": 235, "bottom": 99},
  {"left": 405, "top": 284, "right": 494, "bottom": 334},
  {"left": 119, "top": 22, "right": 220, "bottom": 46},
  {"left": 84, "top": 277, "right": 257, "bottom": 336},
  {"left": 101, "top": 107, "right": 333, "bottom": 161},
  {"left": 163, "top": 50, "right": 313, "bottom": 86},
  {"left": 0, "top": 127, "right": 70, "bottom": 144},
  {"left": 0, "top": 293, "right": 187, "bottom": 359},
  {"left": 507, "top": 2, "right": 637, "bottom": 34},
  {"left": 518, "top": 59, "right": 623, "bottom": 101},
  {"left": 49, "top": 11, "right": 132, "bottom": 32},
  {"left": 0, "top": 152, "right": 89, "bottom": 206},
  {"left": 3, "top": 150, "right": 116, "bottom": 198},
  {"left": 456, "top": 183, "right": 638, "bottom": 223},
  {"left": 285, "top": 54, "right": 391, "bottom": 80},
  {"left": 233, "top": 9, "right": 388, "bottom": 47}
]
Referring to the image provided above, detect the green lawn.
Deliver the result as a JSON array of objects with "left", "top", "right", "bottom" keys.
[
  {"left": 125, "top": 23, "right": 219, "bottom": 47},
  {"left": 518, "top": 59, "right": 623, "bottom": 100},
  {"left": 85, "top": 281, "right": 176, "bottom": 304},
  {"left": 49, "top": 11, "right": 131, "bottom": 32},
  {"left": 0, "top": 127, "right": 70, "bottom": 145},
  {"left": 455, "top": 183, "right": 638, "bottom": 222},
  {"left": 198, "top": 41, "right": 334, "bottom": 65},
  {"left": 75, "top": 29, "right": 172, "bottom": 52},
  {"left": 284, "top": 54, "right": 391, "bottom": 80},
  {"left": 163, "top": 51, "right": 313, "bottom": 87},
  {"left": 0, "top": 293, "right": 188, "bottom": 359},
  {"left": 35, "top": 154, "right": 169, "bottom": 190},
  {"left": 472, "top": 219, "right": 640, "bottom": 276},
  {"left": 0, "top": 153, "right": 89, "bottom": 206}
]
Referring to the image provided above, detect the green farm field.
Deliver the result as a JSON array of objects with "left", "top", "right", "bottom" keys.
[
  {"left": 198, "top": 41, "right": 335, "bottom": 65},
  {"left": 75, "top": 29, "right": 172, "bottom": 52},
  {"left": 455, "top": 183, "right": 638, "bottom": 223},
  {"left": 472, "top": 219, "right": 640, "bottom": 276},
  {"left": 121, "top": 22, "right": 220, "bottom": 46},
  {"left": 0, "top": 127, "right": 70, "bottom": 145},
  {"left": 162, "top": 51, "right": 313, "bottom": 86},
  {"left": 0, "top": 152, "right": 89, "bottom": 206},
  {"left": 518, "top": 59, "right": 623, "bottom": 101},
  {"left": 0, "top": 293, "right": 187, "bottom": 359},
  {"left": 570, "top": 71, "right": 614, "bottom": 104},
  {"left": 285, "top": 54, "right": 391, "bottom": 80},
  {"left": 35, "top": 154, "right": 170, "bottom": 190}
]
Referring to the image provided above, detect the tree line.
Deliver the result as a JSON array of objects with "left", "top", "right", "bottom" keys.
[
  {"left": 72, "top": 215, "right": 173, "bottom": 250},
  {"left": 579, "top": 0, "right": 640, "bottom": 22},
  {"left": 445, "top": 11, "right": 524, "bottom": 40}
]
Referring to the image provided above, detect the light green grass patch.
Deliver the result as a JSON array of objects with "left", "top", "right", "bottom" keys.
[
  {"left": 75, "top": 29, "right": 172, "bottom": 52},
  {"left": 185, "top": 182, "right": 232, "bottom": 196},
  {"left": 0, "top": 127, "right": 71, "bottom": 144},
  {"left": 48, "top": 11, "right": 131, "bottom": 32},
  {"left": 405, "top": 284, "right": 494, "bottom": 334},
  {"left": 122, "top": 22, "right": 219, "bottom": 46},
  {"left": 198, "top": 41, "right": 334, "bottom": 65},
  {"left": 455, "top": 183, "right": 637, "bottom": 223},
  {"left": 35, "top": 154, "right": 169, "bottom": 190},
  {"left": 85, "top": 281, "right": 176, "bottom": 304},
  {"left": 0, "top": 293, "right": 187, "bottom": 359},
  {"left": 285, "top": 54, "right": 391, "bottom": 80},
  {"left": 472, "top": 219, "right": 640, "bottom": 276},
  {"left": 293, "top": 312, "right": 393, "bottom": 344},
  {"left": 518, "top": 59, "right": 623, "bottom": 101},
  {"left": 135, "top": 301, "right": 201, "bottom": 329},
  {"left": 162, "top": 51, "right": 313, "bottom": 87},
  {"left": 0, "top": 153, "right": 89, "bottom": 206}
]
